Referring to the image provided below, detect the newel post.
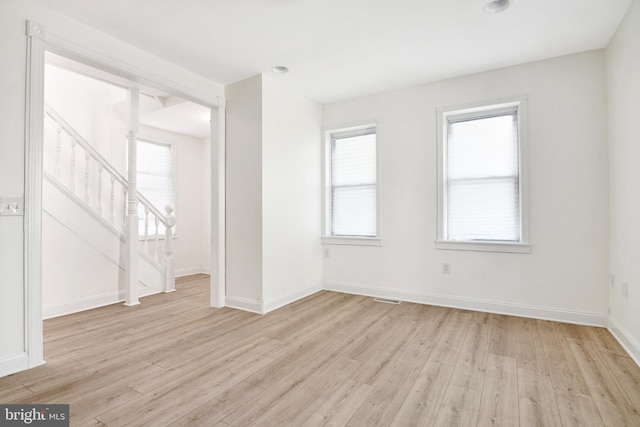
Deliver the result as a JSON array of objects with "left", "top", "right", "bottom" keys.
[
  {"left": 124, "top": 88, "right": 140, "bottom": 306},
  {"left": 164, "top": 205, "right": 176, "bottom": 293}
]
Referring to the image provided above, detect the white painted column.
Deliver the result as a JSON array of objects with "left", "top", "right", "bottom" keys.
[
  {"left": 210, "top": 98, "right": 226, "bottom": 308},
  {"left": 124, "top": 87, "right": 140, "bottom": 306},
  {"left": 25, "top": 20, "right": 47, "bottom": 370}
]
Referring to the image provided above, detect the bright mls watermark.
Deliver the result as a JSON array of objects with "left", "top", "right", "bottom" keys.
[{"left": 0, "top": 405, "right": 69, "bottom": 426}]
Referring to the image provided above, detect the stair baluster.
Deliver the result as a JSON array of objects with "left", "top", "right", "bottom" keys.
[
  {"left": 97, "top": 163, "right": 104, "bottom": 214},
  {"left": 55, "top": 124, "right": 62, "bottom": 179},
  {"left": 154, "top": 216, "right": 160, "bottom": 262},
  {"left": 122, "top": 187, "right": 127, "bottom": 231},
  {"left": 83, "top": 149, "right": 90, "bottom": 204},
  {"left": 69, "top": 139, "right": 76, "bottom": 193},
  {"left": 144, "top": 206, "right": 150, "bottom": 254},
  {"left": 109, "top": 175, "right": 115, "bottom": 225}
]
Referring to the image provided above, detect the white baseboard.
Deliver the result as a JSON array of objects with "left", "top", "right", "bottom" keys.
[
  {"left": 43, "top": 290, "right": 124, "bottom": 319},
  {"left": 263, "top": 283, "right": 323, "bottom": 314},
  {"left": 608, "top": 316, "right": 640, "bottom": 367},
  {"left": 176, "top": 267, "right": 209, "bottom": 277},
  {"left": 323, "top": 281, "right": 607, "bottom": 327},
  {"left": 225, "top": 296, "right": 262, "bottom": 314},
  {"left": 43, "top": 284, "right": 164, "bottom": 319},
  {"left": 0, "top": 353, "right": 29, "bottom": 378}
]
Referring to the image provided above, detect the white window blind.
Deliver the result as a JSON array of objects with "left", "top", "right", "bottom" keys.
[
  {"left": 137, "top": 139, "right": 174, "bottom": 235},
  {"left": 330, "top": 128, "right": 377, "bottom": 237},
  {"left": 445, "top": 107, "right": 520, "bottom": 242}
]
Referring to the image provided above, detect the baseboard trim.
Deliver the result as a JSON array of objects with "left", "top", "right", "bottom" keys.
[
  {"left": 43, "top": 284, "right": 164, "bottom": 319},
  {"left": 323, "top": 281, "right": 607, "bottom": 327},
  {"left": 43, "top": 290, "right": 124, "bottom": 319},
  {"left": 225, "top": 296, "right": 262, "bottom": 314},
  {"left": 608, "top": 316, "right": 640, "bottom": 367},
  {"left": 0, "top": 353, "right": 29, "bottom": 378},
  {"left": 176, "top": 267, "right": 209, "bottom": 277},
  {"left": 263, "top": 284, "right": 323, "bottom": 314}
]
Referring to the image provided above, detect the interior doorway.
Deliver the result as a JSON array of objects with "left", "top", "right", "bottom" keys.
[
  {"left": 41, "top": 52, "right": 213, "bottom": 319},
  {"left": 22, "top": 21, "right": 226, "bottom": 371}
]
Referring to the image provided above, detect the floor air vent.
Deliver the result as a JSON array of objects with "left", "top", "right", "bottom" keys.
[{"left": 373, "top": 298, "right": 401, "bottom": 304}]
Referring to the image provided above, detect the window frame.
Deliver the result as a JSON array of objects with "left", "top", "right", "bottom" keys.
[
  {"left": 322, "top": 121, "right": 382, "bottom": 246},
  {"left": 436, "top": 96, "right": 530, "bottom": 254},
  {"left": 135, "top": 136, "right": 177, "bottom": 240}
]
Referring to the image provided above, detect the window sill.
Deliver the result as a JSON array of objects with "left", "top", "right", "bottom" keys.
[
  {"left": 322, "top": 236, "right": 383, "bottom": 247},
  {"left": 435, "top": 240, "right": 530, "bottom": 254}
]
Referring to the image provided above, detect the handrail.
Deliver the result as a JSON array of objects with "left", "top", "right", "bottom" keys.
[
  {"left": 45, "top": 104, "right": 127, "bottom": 188},
  {"left": 137, "top": 192, "right": 169, "bottom": 225},
  {"left": 45, "top": 104, "right": 169, "bottom": 225}
]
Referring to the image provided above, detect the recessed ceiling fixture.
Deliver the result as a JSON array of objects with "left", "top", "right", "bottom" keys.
[
  {"left": 484, "top": 0, "right": 511, "bottom": 14},
  {"left": 271, "top": 66, "right": 289, "bottom": 74}
]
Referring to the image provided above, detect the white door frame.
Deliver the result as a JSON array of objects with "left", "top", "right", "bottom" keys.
[{"left": 24, "top": 20, "right": 226, "bottom": 368}]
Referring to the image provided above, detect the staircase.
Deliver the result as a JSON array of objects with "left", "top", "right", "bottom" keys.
[{"left": 42, "top": 104, "right": 175, "bottom": 318}]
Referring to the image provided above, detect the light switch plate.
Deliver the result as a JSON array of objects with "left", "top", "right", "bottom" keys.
[{"left": 0, "top": 197, "right": 25, "bottom": 216}]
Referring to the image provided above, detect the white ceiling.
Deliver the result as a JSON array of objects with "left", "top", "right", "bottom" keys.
[{"left": 34, "top": 0, "right": 632, "bottom": 104}]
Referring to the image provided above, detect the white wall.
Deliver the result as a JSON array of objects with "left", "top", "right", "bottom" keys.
[
  {"left": 262, "top": 75, "right": 323, "bottom": 311},
  {"left": 0, "top": 1, "right": 29, "bottom": 371},
  {"left": 607, "top": 0, "right": 640, "bottom": 363},
  {"left": 138, "top": 125, "right": 211, "bottom": 275},
  {"left": 45, "top": 63, "right": 127, "bottom": 173},
  {"left": 0, "top": 0, "right": 223, "bottom": 376},
  {"left": 225, "top": 74, "right": 323, "bottom": 313},
  {"left": 225, "top": 75, "right": 264, "bottom": 309},
  {"left": 323, "top": 51, "right": 610, "bottom": 325}
]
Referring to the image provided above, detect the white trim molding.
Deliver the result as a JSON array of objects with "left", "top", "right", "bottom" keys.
[
  {"left": 436, "top": 96, "right": 530, "bottom": 254},
  {"left": 0, "top": 353, "right": 31, "bottom": 378},
  {"left": 25, "top": 19, "right": 46, "bottom": 371},
  {"left": 435, "top": 240, "right": 531, "bottom": 254},
  {"left": 323, "top": 280, "right": 607, "bottom": 327},
  {"left": 43, "top": 290, "right": 125, "bottom": 320},
  {"left": 176, "top": 267, "right": 210, "bottom": 277},
  {"left": 322, "top": 120, "right": 382, "bottom": 244},
  {"left": 263, "top": 284, "right": 323, "bottom": 314},
  {"left": 608, "top": 316, "right": 640, "bottom": 367},
  {"left": 225, "top": 296, "right": 262, "bottom": 314}
]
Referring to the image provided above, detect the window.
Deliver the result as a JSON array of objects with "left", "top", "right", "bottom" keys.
[
  {"left": 436, "top": 98, "right": 529, "bottom": 253},
  {"left": 323, "top": 124, "right": 381, "bottom": 245},
  {"left": 136, "top": 139, "right": 174, "bottom": 236}
]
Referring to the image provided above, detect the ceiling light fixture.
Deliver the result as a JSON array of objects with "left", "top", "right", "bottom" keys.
[
  {"left": 483, "top": 0, "right": 511, "bottom": 14},
  {"left": 271, "top": 66, "right": 289, "bottom": 74}
]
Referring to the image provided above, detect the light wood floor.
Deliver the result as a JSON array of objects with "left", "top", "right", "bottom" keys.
[{"left": 2, "top": 275, "right": 640, "bottom": 426}]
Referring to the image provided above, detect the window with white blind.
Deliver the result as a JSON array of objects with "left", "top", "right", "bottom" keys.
[
  {"left": 136, "top": 139, "right": 174, "bottom": 237},
  {"left": 436, "top": 98, "right": 530, "bottom": 253},
  {"left": 323, "top": 124, "right": 381, "bottom": 245}
]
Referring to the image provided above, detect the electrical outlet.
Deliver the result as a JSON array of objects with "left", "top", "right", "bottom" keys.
[
  {"left": 442, "top": 263, "right": 451, "bottom": 274},
  {"left": 323, "top": 248, "right": 330, "bottom": 258},
  {"left": 0, "top": 197, "right": 24, "bottom": 216},
  {"left": 622, "top": 282, "right": 629, "bottom": 298}
]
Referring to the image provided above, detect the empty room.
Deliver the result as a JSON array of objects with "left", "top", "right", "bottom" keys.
[{"left": 1, "top": 0, "right": 639, "bottom": 425}]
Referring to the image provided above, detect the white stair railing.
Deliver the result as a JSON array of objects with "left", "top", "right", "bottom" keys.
[{"left": 43, "top": 104, "right": 176, "bottom": 295}]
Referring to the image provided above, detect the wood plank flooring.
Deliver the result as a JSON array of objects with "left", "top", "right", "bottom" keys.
[{"left": 2, "top": 274, "right": 640, "bottom": 426}]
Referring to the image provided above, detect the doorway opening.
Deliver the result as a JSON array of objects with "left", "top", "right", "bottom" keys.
[{"left": 41, "top": 52, "right": 213, "bottom": 320}]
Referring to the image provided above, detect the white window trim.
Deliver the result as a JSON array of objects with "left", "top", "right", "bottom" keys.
[
  {"left": 322, "top": 120, "right": 383, "bottom": 246},
  {"left": 436, "top": 96, "right": 530, "bottom": 254},
  {"left": 135, "top": 136, "right": 177, "bottom": 240}
]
